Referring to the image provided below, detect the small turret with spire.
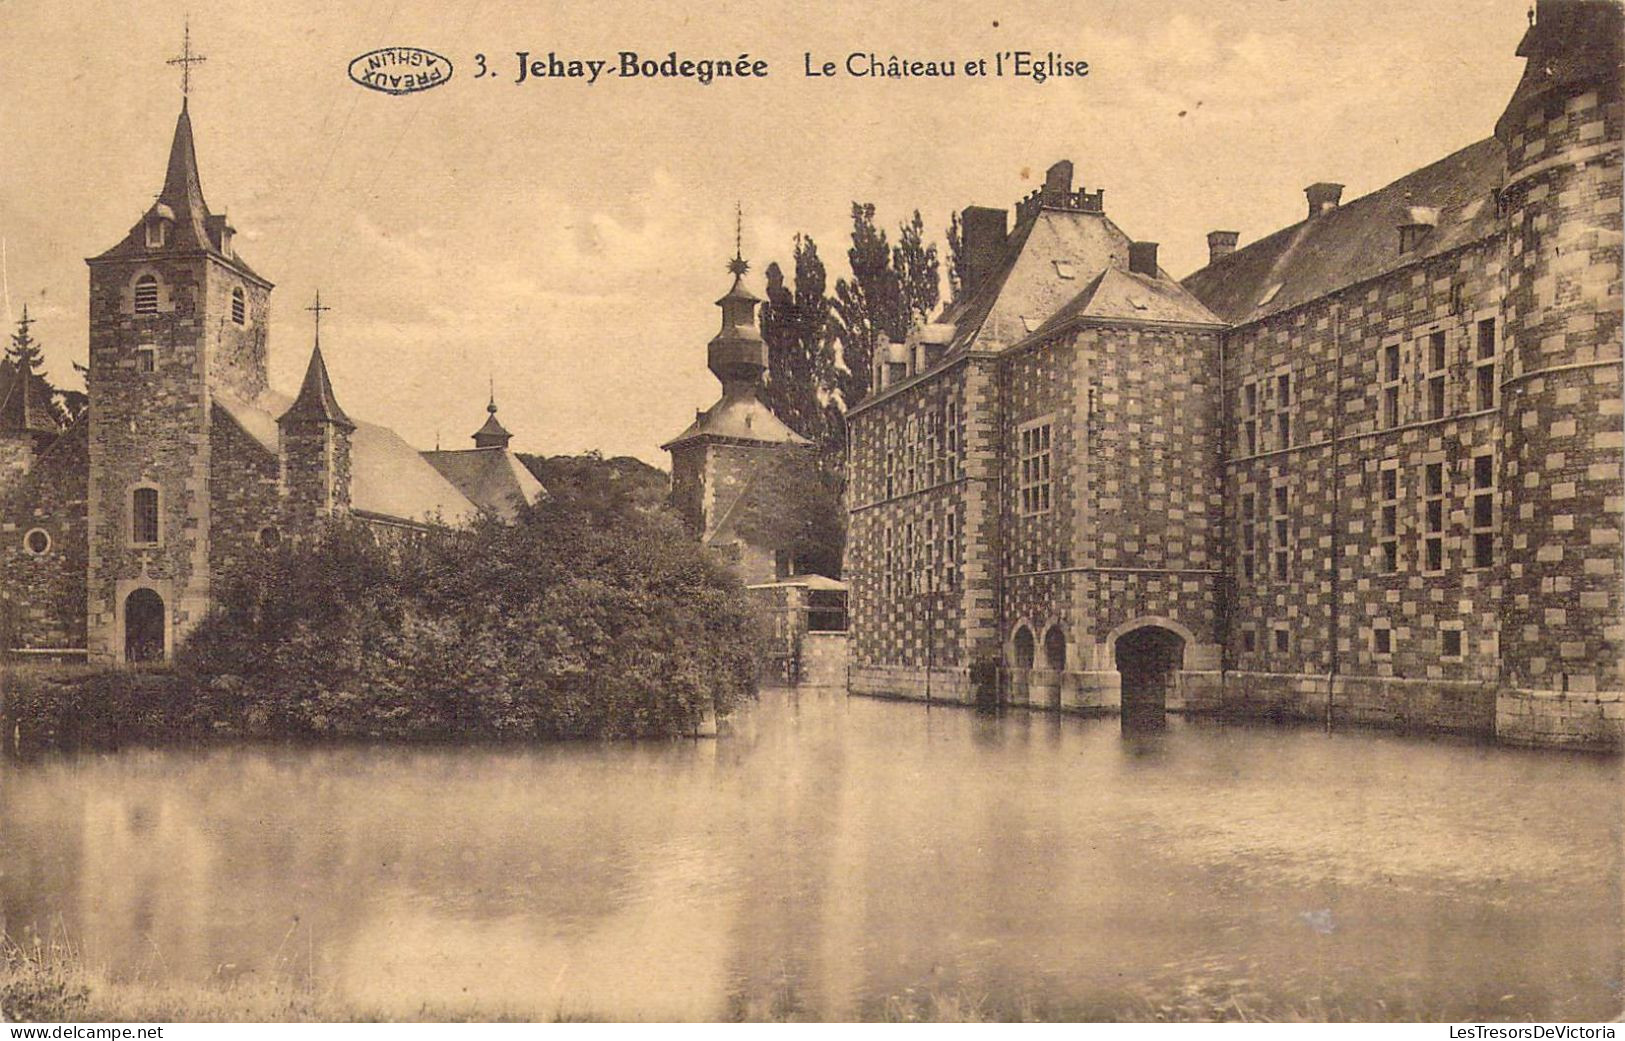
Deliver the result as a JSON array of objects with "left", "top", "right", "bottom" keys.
[
  {"left": 708, "top": 205, "right": 767, "bottom": 389},
  {"left": 473, "top": 379, "right": 512, "bottom": 449}
]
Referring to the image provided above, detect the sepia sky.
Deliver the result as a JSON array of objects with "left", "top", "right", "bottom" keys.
[{"left": 0, "top": 0, "right": 1531, "bottom": 466}]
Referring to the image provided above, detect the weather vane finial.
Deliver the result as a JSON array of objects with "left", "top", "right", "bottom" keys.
[
  {"left": 306, "top": 291, "right": 331, "bottom": 347},
  {"left": 727, "top": 202, "right": 749, "bottom": 277},
  {"left": 488, "top": 375, "right": 498, "bottom": 413},
  {"left": 168, "top": 17, "right": 207, "bottom": 98}
]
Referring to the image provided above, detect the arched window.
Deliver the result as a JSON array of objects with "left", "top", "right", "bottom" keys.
[
  {"left": 134, "top": 275, "right": 159, "bottom": 315},
  {"left": 22, "top": 528, "right": 51, "bottom": 556},
  {"left": 132, "top": 486, "right": 160, "bottom": 546},
  {"left": 258, "top": 526, "right": 281, "bottom": 549},
  {"left": 231, "top": 287, "right": 246, "bottom": 325}
]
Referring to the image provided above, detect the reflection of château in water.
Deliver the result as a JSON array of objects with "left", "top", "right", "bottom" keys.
[
  {"left": 845, "top": 0, "right": 1624, "bottom": 750},
  {"left": 0, "top": 37, "right": 544, "bottom": 666}
]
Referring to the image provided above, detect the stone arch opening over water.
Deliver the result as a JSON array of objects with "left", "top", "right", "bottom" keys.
[
  {"left": 1011, "top": 625, "right": 1035, "bottom": 671},
  {"left": 1113, "top": 623, "right": 1186, "bottom": 723}
]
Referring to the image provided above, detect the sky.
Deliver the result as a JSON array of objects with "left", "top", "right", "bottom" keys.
[{"left": 0, "top": 0, "right": 1533, "bottom": 466}]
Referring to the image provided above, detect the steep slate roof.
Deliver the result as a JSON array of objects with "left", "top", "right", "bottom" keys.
[
  {"left": 91, "top": 102, "right": 265, "bottom": 284},
  {"left": 421, "top": 447, "right": 546, "bottom": 521},
  {"left": 942, "top": 206, "right": 1139, "bottom": 353},
  {"left": 1035, "top": 266, "right": 1223, "bottom": 337},
  {"left": 660, "top": 386, "right": 810, "bottom": 450},
  {"left": 1182, "top": 138, "right": 1507, "bottom": 326},
  {"left": 214, "top": 388, "right": 481, "bottom": 526},
  {"left": 0, "top": 360, "right": 61, "bottom": 436},
  {"left": 279, "top": 345, "right": 355, "bottom": 429}
]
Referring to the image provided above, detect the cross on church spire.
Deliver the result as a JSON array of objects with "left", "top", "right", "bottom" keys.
[
  {"left": 168, "top": 18, "right": 207, "bottom": 98},
  {"left": 306, "top": 291, "right": 331, "bottom": 347}
]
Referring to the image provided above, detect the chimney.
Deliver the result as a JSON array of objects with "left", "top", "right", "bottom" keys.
[
  {"left": 1206, "top": 230, "right": 1239, "bottom": 264},
  {"left": 1128, "top": 241, "right": 1160, "bottom": 277},
  {"left": 1043, "top": 159, "right": 1074, "bottom": 197},
  {"left": 960, "top": 205, "right": 1009, "bottom": 298},
  {"left": 1398, "top": 205, "right": 1439, "bottom": 254},
  {"left": 1305, "top": 182, "right": 1344, "bottom": 219}
]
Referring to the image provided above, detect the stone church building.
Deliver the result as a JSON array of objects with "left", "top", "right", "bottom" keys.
[
  {"left": 846, "top": 0, "right": 1623, "bottom": 748},
  {"left": 0, "top": 98, "right": 542, "bottom": 664}
]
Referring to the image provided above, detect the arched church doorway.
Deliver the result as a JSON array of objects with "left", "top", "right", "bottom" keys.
[
  {"left": 125, "top": 588, "right": 166, "bottom": 664},
  {"left": 1114, "top": 624, "right": 1185, "bottom": 726}
]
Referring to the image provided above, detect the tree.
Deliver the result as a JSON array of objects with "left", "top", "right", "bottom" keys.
[
  {"left": 6, "top": 305, "right": 43, "bottom": 374},
  {"left": 759, "top": 234, "right": 832, "bottom": 443},
  {"left": 946, "top": 210, "right": 965, "bottom": 302},
  {"left": 729, "top": 445, "right": 847, "bottom": 579}
]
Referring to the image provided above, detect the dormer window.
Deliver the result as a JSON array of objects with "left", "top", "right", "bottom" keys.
[
  {"left": 134, "top": 275, "right": 159, "bottom": 315},
  {"left": 232, "top": 287, "right": 246, "bottom": 325},
  {"left": 145, "top": 203, "right": 174, "bottom": 249},
  {"left": 145, "top": 221, "right": 166, "bottom": 248}
]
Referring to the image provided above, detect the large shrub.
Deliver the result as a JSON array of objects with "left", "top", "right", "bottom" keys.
[{"left": 177, "top": 477, "right": 759, "bottom": 740}]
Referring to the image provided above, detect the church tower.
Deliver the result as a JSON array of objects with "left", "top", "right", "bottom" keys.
[
  {"left": 84, "top": 31, "right": 274, "bottom": 662},
  {"left": 662, "top": 227, "right": 810, "bottom": 583},
  {"left": 277, "top": 301, "right": 355, "bottom": 529},
  {"left": 1494, "top": 0, "right": 1623, "bottom": 703}
]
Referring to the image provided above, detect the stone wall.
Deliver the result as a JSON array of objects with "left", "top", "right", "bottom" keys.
[
  {"left": 0, "top": 423, "right": 88, "bottom": 649},
  {"left": 209, "top": 407, "right": 283, "bottom": 582}
]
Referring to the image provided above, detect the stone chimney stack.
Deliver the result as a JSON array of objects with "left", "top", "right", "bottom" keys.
[
  {"left": 1043, "top": 159, "right": 1074, "bottom": 197},
  {"left": 960, "top": 205, "right": 1009, "bottom": 299},
  {"left": 1305, "top": 182, "right": 1345, "bottom": 219},
  {"left": 1206, "top": 230, "right": 1239, "bottom": 264},
  {"left": 1128, "top": 241, "right": 1160, "bottom": 277}
]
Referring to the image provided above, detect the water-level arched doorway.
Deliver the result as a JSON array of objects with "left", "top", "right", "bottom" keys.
[
  {"left": 125, "top": 588, "right": 166, "bottom": 664},
  {"left": 1114, "top": 624, "right": 1185, "bottom": 724}
]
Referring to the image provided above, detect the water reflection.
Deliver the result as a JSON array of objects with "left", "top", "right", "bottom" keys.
[{"left": 2, "top": 688, "right": 1621, "bottom": 1021}]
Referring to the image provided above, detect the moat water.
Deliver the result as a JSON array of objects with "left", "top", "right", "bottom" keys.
[{"left": 2, "top": 687, "right": 1621, "bottom": 1021}]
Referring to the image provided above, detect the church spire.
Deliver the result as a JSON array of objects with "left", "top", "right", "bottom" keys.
[
  {"left": 278, "top": 293, "right": 354, "bottom": 430},
  {"left": 708, "top": 206, "right": 766, "bottom": 388}
]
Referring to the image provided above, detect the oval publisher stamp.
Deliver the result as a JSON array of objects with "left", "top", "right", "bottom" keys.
[{"left": 348, "top": 47, "right": 453, "bottom": 95}]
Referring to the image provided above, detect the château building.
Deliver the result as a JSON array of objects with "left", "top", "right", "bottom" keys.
[
  {"left": 845, "top": 0, "right": 1623, "bottom": 749},
  {"left": 0, "top": 93, "right": 543, "bottom": 664}
]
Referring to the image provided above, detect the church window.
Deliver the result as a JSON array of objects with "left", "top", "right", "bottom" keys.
[
  {"left": 132, "top": 486, "right": 160, "bottom": 546},
  {"left": 1018, "top": 418, "right": 1052, "bottom": 515},
  {"left": 1471, "top": 452, "right": 1495, "bottom": 569},
  {"left": 1380, "top": 341, "right": 1402, "bottom": 428},
  {"left": 1378, "top": 462, "right": 1400, "bottom": 573},
  {"left": 1475, "top": 318, "right": 1498, "bottom": 410},
  {"left": 258, "top": 526, "right": 282, "bottom": 549},
  {"left": 22, "top": 528, "right": 51, "bottom": 556},
  {"left": 1422, "top": 461, "right": 1445, "bottom": 573},
  {"left": 134, "top": 276, "right": 160, "bottom": 315},
  {"left": 232, "top": 287, "right": 246, "bottom": 325},
  {"left": 1423, "top": 330, "right": 1447, "bottom": 420}
]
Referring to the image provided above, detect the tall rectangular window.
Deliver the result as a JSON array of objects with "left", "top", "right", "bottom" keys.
[
  {"left": 1472, "top": 453, "right": 1495, "bottom": 568},
  {"left": 1242, "top": 381, "right": 1259, "bottom": 455},
  {"left": 883, "top": 526, "right": 893, "bottom": 598},
  {"left": 1240, "top": 491, "right": 1256, "bottom": 582},
  {"left": 944, "top": 400, "right": 959, "bottom": 480},
  {"left": 1425, "top": 331, "right": 1447, "bottom": 420},
  {"left": 1381, "top": 342, "right": 1402, "bottom": 428},
  {"left": 1272, "top": 481, "right": 1290, "bottom": 581},
  {"left": 884, "top": 428, "right": 896, "bottom": 499},
  {"left": 132, "top": 487, "right": 160, "bottom": 546},
  {"left": 924, "top": 518, "right": 936, "bottom": 593},
  {"left": 1379, "top": 463, "right": 1400, "bottom": 573},
  {"left": 1019, "top": 420, "right": 1053, "bottom": 515},
  {"left": 943, "top": 513, "right": 958, "bottom": 589},
  {"left": 1422, "top": 461, "right": 1445, "bottom": 573},
  {"left": 904, "top": 521, "right": 915, "bottom": 595},
  {"left": 905, "top": 418, "right": 917, "bottom": 494},
  {"left": 1475, "top": 318, "right": 1498, "bottom": 411},
  {"left": 1275, "top": 371, "right": 1293, "bottom": 449}
]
